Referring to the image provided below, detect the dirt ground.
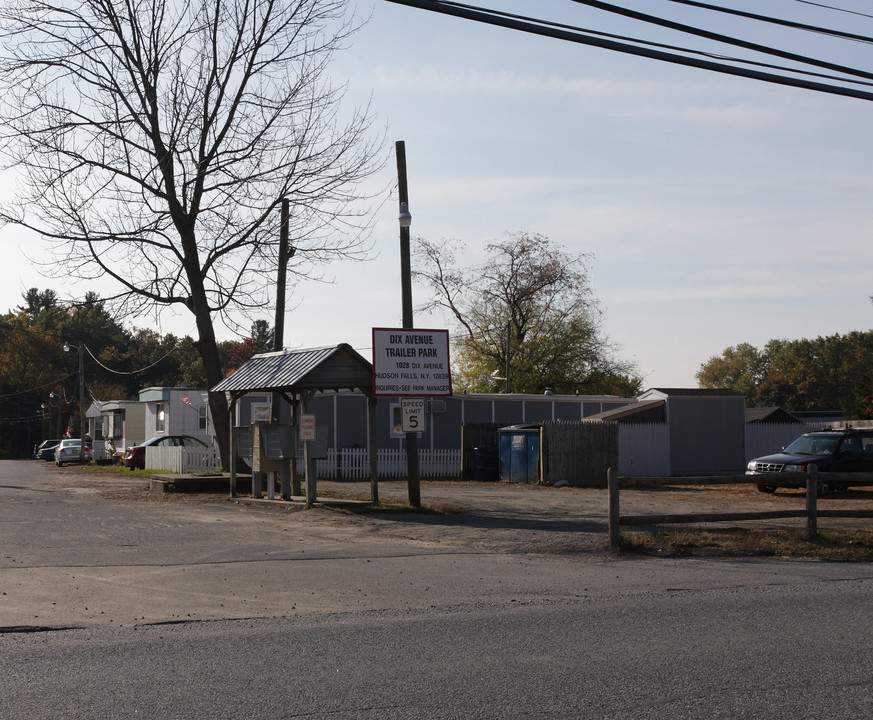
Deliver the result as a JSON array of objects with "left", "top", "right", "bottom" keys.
[{"left": 50, "top": 468, "right": 873, "bottom": 556}]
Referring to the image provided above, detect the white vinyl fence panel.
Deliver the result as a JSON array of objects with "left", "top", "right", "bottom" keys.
[
  {"left": 145, "top": 446, "right": 223, "bottom": 473},
  {"left": 615, "top": 421, "right": 828, "bottom": 478},
  {"left": 311, "top": 449, "right": 461, "bottom": 479},
  {"left": 744, "top": 422, "right": 826, "bottom": 462},
  {"left": 618, "top": 423, "right": 670, "bottom": 477}
]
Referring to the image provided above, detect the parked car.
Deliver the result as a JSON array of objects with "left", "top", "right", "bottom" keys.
[
  {"left": 746, "top": 428, "right": 873, "bottom": 495},
  {"left": 122, "top": 435, "right": 208, "bottom": 470},
  {"left": 54, "top": 438, "right": 93, "bottom": 466},
  {"left": 34, "top": 439, "right": 62, "bottom": 461}
]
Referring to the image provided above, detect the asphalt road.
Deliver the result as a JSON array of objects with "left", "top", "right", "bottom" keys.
[{"left": 3, "top": 460, "right": 873, "bottom": 719}]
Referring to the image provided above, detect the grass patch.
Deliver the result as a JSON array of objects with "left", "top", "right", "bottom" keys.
[
  {"left": 615, "top": 527, "right": 873, "bottom": 561},
  {"left": 322, "top": 498, "right": 463, "bottom": 516},
  {"left": 58, "top": 462, "right": 172, "bottom": 478}
]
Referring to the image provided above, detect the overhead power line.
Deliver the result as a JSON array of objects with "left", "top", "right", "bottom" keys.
[
  {"left": 661, "top": 0, "right": 873, "bottom": 42},
  {"left": 384, "top": 0, "right": 873, "bottom": 102},
  {"left": 84, "top": 342, "right": 181, "bottom": 376},
  {"left": 566, "top": 0, "right": 873, "bottom": 80},
  {"left": 0, "top": 373, "right": 75, "bottom": 400},
  {"left": 793, "top": 1, "right": 873, "bottom": 21}
]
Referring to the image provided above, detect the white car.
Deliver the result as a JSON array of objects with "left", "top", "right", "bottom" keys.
[{"left": 54, "top": 438, "right": 93, "bottom": 466}]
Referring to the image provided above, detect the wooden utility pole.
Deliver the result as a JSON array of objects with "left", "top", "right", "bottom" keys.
[{"left": 274, "top": 198, "right": 299, "bottom": 499}]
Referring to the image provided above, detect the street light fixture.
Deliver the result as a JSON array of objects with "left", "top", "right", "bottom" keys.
[
  {"left": 398, "top": 202, "right": 412, "bottom": 228},
  {"left": 64, "top": 341, "right": 86, "bottom": 463}
]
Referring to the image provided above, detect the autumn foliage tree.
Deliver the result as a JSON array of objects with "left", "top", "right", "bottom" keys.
[
  {"left": 1, "top": 288, "right": 211, "bottom": 457},
  {"left": 697, "top": 331, "right": 873, "bottom": 417},
  {"left": 414, "top": 232, "right": 641, "bottom": 396}
]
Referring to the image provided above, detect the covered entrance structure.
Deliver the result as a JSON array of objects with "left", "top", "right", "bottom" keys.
[{"left": 211, "top": 344, "right": 379, "bottom": 505}]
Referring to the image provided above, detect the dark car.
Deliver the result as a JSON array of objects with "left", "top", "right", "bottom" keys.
[
  {"left": 34, "top": 439, "right": 62, "bottom": 461},
  {"left": 746, "top": 428, "right": 873, "bottom": 495},
  {"left": 122, "top": 435, "right": 208, "bottom": 470}
]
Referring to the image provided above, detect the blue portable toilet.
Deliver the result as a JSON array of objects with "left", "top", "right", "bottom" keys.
[{"left": 498, "top": 424, "right": 541, "bottom": 484}]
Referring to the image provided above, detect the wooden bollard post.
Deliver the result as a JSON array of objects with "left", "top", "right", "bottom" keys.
[
  {"left": 608, "top": 467, "right": 620, "bottom": 546},
  {"left": 806, "top": 464, "right": 818, "bottom": 540}
]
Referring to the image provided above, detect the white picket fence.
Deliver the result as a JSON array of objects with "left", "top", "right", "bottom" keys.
[
  {"left": 142, "top": 423, "right": 822, "bottom": 478},
  {"left": 143, "top": 445, "right": 461, "bottom": 478},
  {"left": 315, "top": 448, "right": 461, "bottom": 479},
  {"left": 145, "top": 446, "right": 223, "bottom": 473}
]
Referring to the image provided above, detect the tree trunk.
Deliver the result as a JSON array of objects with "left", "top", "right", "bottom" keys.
[{"left": 189, "top": 289, "right": 231, "bottom": 469}]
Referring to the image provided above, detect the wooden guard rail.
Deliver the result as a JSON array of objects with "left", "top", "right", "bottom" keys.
[{"left": 607, "top": 466, "right": 873, "bottom": 546}]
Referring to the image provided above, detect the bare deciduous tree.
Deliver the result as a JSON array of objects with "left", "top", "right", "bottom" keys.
[{"left": 0, "top": 0, "right": 385, "bottom": 464}]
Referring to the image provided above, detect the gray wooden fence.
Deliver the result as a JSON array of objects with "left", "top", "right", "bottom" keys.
[
  {"left": 543, "top": 420, "right": 617, "bottom": 488},
  {"left": 607, "top": 466, "right": 873, "bottom": 545}
]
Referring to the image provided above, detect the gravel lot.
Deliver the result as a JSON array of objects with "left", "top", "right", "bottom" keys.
[{"left": 50, "top": 467, "right": 873, "bottom": 555}]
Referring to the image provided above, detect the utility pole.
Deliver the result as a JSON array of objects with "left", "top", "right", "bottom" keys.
[
  {"left": 396, "top": 140, "right": 421, "bottom": 508},
  {"left": 63, "top": 342, "right": 86, "bottom": 462},
  {"left": 274, "top": 198, "right": 290, "bottom": 353},
  {"left": 505, "top": 321, "right": 511, "bottom": 394},
  {"left": 78, "top": 342, "right": 85, "bottom": 463},
  {"left": 274, "top": 197, "right": 297, "bottom": 499}
]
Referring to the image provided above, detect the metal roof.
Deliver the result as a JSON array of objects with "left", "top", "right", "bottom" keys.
[
  {"left": 641, "top": 387, "right": 745, "bottom": 398},
  {"left": 583, "top": 398, "right": 666, "bottom": 422},
  {"left": 210, "top": 344, "right": 374, "bottom": 395}
]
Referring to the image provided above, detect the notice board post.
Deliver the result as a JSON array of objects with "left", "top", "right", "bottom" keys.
[{"left": 373, "top": 326, "right": 453, "bottom": 507}]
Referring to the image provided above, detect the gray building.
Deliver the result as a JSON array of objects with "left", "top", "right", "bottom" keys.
[
  {"left": 587, "top": 388, "right": 747, "bottom": 476},
  {"left": 217, "top": 345, "right": 637, "bottom": 456},
  {"left": 234, "top": 390, "right": 636, "bottom": 454}
]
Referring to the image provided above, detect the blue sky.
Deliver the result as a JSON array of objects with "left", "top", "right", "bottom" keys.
[{"left": 3, "top": 0, "right": 873, "bottom": 390}]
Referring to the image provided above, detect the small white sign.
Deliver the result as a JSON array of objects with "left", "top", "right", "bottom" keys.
[
  {"left": 299, "top": 414, "right": 316, "bottom": 442},
  {"left": 251, "top": 403, "right": 272, "bottom": 423},
  {"left": 401, "top": 398, "right": 426, "bottom": 433}
]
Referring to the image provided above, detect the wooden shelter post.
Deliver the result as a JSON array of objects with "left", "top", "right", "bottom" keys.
[
  {"left": 290, "top": 395, "right": 302, "bottom": 496},
  {"left": 229, "top": 394, "right": 238, "bottom": 498},
  {"left": 368, "top": 394, "right": 379, "bottom": 504}
]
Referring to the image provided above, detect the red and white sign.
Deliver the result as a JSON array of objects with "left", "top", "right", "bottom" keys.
[
  {"left": 372, "top": 328, "right": 452, "bottom": 397},
  {"left": 299, "top": 414, "right": 316, "bottom": 442}
]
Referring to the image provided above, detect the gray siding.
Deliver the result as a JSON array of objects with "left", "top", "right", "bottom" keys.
[
  {"left": 231, "top": 391, "right": 637, "bottom": 456},
  {"left": 668, "top": 396, "right": 746, "bottom": 475}
]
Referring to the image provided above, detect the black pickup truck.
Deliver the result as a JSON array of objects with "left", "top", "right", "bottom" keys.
[{"left": 746, "top": 428, "right": 873, "bottom": 494}]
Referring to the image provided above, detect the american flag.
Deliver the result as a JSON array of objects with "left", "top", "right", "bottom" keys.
[{"left": 181, "top": 396, "right": 192, "bottom": 407}]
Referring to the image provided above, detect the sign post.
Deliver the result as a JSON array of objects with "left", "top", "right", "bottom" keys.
[
  {"left": 300, "top": 414, "right": 316, "bottom": 507},
  {"left": 373, "top": 326, "right": 452, "bottom": 508}
]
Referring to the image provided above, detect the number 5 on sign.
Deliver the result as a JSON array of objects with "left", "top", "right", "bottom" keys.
[{"left": 401, "top": 398, "right": 426, "bottom": 433}]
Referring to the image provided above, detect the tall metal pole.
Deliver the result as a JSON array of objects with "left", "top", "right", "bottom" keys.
[
  {"left": 396, "top": 140, "right": 421, "bottom": 508},
  {"left": 78, "top": 343, "right": 85, "bottom": 463}
]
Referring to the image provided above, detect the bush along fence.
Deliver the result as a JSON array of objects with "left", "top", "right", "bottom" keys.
[{"left": 607, "top": 466, "right": 873, "bottom": 546}]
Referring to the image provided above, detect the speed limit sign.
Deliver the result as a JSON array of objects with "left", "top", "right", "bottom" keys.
[{"left": 401, "top": 398, "right": 426, "bottom": 433}]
